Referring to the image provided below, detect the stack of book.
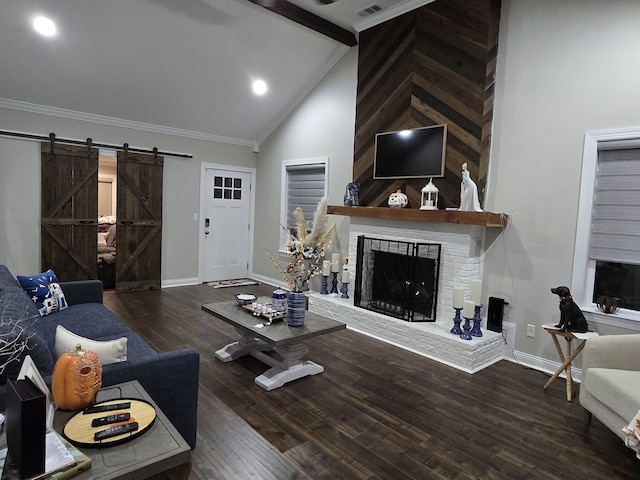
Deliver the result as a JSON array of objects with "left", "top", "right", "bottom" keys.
[{"left": 0, "top": 431, "right": 91, "bottom": 480}]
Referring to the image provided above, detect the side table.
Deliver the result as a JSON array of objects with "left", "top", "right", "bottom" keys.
[
  {"left": 2, "top": 380, "right": 190, "bottom": 480},
  {"left": 56, "top": 380, "right": 190, "bottom": 480},
  {"left": 543, "top": 326, "right": 598, "bottom": 402}
]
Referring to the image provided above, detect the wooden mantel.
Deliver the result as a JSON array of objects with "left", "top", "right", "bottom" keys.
[{"left": 327, "top": 206, "right": 509, "bottom": 228}]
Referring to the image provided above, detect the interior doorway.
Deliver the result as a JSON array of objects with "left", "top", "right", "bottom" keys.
[
  {"left": 98, "top": 151, "right": 117, "bottom": 289},
  {"left": 199, "top": 164, "right": 255, "bottom": 283}
]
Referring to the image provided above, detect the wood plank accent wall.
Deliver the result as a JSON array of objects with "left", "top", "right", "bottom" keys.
[{"left": 354, "top": 0, "right": 501, "bottom": 209}]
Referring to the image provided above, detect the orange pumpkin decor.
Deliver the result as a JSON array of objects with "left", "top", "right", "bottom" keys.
[{"left": 52, "top": 343, "right": 103, "bottom": 410}]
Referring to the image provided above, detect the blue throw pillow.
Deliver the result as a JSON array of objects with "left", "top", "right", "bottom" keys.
[{"left": 16, "top": 269, "right": 68, "bottom": 317}]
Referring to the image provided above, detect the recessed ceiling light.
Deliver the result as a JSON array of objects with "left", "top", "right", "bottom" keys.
[
  {"left": 252, "top": 79, "right": 267, "bottom": 96},
  {"left": 33, "top": 16, "right": 57, "bottom": 37}
]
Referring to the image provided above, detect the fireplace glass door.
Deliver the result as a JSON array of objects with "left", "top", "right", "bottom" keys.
[{"left": 354, "top": 236, "right": 441, "bottom": 322}]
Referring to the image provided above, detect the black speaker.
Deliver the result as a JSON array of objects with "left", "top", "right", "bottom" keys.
[
  {"left": 487, "top": 297, "right": 508, "bottom": 333},
  {"left": 6, "top": 378, "right": 46, "bottom": 479}
]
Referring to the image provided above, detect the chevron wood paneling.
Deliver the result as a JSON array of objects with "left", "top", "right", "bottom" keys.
[{"left": 354, "top": 0, "right": 501, "bottom": 209}]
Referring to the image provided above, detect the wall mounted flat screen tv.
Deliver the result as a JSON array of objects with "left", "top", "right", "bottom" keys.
[{"left": 373, "top": 125, "right": 447, "bottom": 180}]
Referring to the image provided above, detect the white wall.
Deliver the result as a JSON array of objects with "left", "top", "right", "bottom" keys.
[
  {"left": 0, "top": 137, "right": 40, "bottom": 274},
  {"left": 252, "top": 47, "right": 358, "bottom": 286},
  {"left": 485, "top": 0, "right": 640, "bottom": 364},
  {"left": 0, "top": 107, "right": 257, "bottom": 283}
]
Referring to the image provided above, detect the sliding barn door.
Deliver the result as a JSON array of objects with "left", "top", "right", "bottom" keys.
[
  {"left": 116, "top": 150, "right": 163, "bottom": 291},
  {"left": 41, "top": 142, "right": 99, "bottom": 281}
]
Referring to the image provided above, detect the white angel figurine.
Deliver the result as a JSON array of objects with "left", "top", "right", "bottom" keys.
[{"left": 459, "top": 162, "right": 483, "bottom": 212}]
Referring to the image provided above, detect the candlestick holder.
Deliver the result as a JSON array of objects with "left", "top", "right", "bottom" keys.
[
  {"left": 471, "top": 304, "right": 484, "bottom": 337},
  {"left": 321, "top": 275, "right": 329, "bottom": 295},
  {"left": 340, "top": 282, "right": 349, "bottom": 299},
  {"left": 450, "top": 307, "right": 463, "bottom": 335},
  {"left": 330, "top": 272, "right": 339, "bottom": 294},
  {"left": 460, "top": 315, "right": 473, "bottom": 340}
]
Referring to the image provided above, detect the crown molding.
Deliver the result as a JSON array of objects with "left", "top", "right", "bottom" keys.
[{"left": 0, "top": 98, "right": 258, "bottom": 150}]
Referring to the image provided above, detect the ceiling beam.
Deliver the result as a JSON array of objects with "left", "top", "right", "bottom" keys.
[{"left": 248, "top": 0, "right": 357, "bottom": 47}]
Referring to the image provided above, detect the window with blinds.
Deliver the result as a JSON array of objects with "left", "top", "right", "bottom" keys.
[
  {"left": 280, "top": 159, "right": 328, "bottom": 249},
  {"left": 591, "top": 145, "right": 640, "bottom": 310}
]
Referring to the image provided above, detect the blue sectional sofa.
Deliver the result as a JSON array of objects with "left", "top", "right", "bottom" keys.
[{"left": 0, "top": 264, "right": 199, "bottom": 449}]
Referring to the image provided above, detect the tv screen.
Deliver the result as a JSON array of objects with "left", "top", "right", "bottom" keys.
[{"left": 373, "top": 125, "right": 447, "bottom": 180}]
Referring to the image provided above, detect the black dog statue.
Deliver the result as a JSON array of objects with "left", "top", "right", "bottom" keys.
[{"left": 550, "top": 286, "right": 589, "bottom": 333}]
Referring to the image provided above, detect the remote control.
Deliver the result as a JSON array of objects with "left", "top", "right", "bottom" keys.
[
  {"left": 94, "top": 421, "right": 139, "bottom": 441},
  {"left": 91, "top": 412, "right": 131, "bottom": 427},
  {"left": 83, "top": 402, "right": 131, "bottom": 414}
]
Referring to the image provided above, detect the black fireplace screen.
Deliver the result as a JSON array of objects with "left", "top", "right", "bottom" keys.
[{"left": 354, "top": 236, "right": 441, "bottom": 322}]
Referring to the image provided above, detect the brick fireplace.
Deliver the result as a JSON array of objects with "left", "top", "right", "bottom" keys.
[{"left": 309, "top": 210, "right": 505, "bottom": 373}]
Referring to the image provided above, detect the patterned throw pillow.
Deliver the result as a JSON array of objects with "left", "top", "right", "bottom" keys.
[{"left": 16, "top": 269, "right": 68, "bottom": 316}]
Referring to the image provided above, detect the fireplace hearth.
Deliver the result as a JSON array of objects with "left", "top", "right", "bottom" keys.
[
  {"left": 305, "top": 220, "right": 503, "bottom": 373},
  {"left": 354, "top": 236, "right": 441, "bottom": 322}
]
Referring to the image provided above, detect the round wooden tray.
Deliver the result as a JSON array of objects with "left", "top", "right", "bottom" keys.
[{"left": 63, "top": 398, "right": 156, "bottom": 448}]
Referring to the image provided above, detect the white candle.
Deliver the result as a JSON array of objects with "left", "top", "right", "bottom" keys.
[
  {"left": 342, "top": 269, "right": 350, "bottom": 283},
  {"left": 426, "top": 199, "right": 434, "bottom": 207},
  {"left": 322, "top": 260, "right": 331, "bottom": 276},
  {"left": 471, "top": 279, "right": 482, "bottom": 305},
  {"left": 331, "top": 253, "right": 340, "bottom": 272},
  {"left": 452, "top": 287, "right": 464, "bottom": 309},
  {"left": 463, "top": 300, "right": 475, "bottom": 319}
]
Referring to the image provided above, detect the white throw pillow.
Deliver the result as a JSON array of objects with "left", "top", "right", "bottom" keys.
[
  {"left": 98, "top": 232, "right": 108, "bottom": 246},
  {"left": 55, "top": 325, "right": 128, "bottom": 365}
]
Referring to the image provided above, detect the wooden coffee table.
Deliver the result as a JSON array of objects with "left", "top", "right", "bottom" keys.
[{"left": 202, "top": 300, "right": 346, "bottom": 390}]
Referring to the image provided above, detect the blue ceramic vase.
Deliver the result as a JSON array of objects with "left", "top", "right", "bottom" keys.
[{"left": 287, "top": 291, "right": 306, "bottom": 327}]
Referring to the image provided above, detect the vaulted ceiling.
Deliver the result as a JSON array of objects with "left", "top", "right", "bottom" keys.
[{"left": 0, "top": 0, "right": 433, "bottom": 149}]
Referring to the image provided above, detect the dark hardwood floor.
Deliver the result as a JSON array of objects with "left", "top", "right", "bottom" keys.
[{"left": 103, "top": 283, "right": 639, "bottom": 479}]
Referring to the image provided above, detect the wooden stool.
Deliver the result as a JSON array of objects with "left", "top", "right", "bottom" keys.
[{"left": 543, "top": 327, "right": 589, "bottom": 401}]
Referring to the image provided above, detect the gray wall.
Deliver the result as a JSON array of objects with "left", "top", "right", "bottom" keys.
[
  {"left": 486, "top": 0, "right": 640, "bottom": 365},
  {"left": 0, "top": 107, "right": 256, "bottom": 283},
  {"left": 252, "top": 47, "right": 358, "bottom": 290},
  {"left": 252, "top": 0, "right": 640, "bottom": 366}
]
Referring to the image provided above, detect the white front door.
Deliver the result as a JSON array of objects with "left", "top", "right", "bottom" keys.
[{"left": 201, "top": 166, "right": 252, "bottom": 282}]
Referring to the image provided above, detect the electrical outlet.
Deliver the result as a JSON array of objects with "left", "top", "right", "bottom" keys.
[{"left": 526, "top": 324, "right": 535, "bottom": 338}]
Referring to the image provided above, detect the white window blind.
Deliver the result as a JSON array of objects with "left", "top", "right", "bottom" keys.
[
  {"left": 285, "top": 164, "right": 326, "bottom": 234},
  {"left": 590, "top": 147, "right": 640, "bottom": 264}
]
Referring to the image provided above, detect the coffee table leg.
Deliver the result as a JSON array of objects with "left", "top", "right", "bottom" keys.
[
  {"left": 254, "top": 342, "right": 324, "bottom": 391},
  {"left": 215, "top": 328, "right": 273, "bottom": 362}
]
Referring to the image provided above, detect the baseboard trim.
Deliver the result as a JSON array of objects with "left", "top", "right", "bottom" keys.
[
  {"left": 249, "top": 273, "right": 282, "bottom": 289},
  {"left": 161, "top": 277, "right": 200, "bottom": 288},
  {"left": 506, "top": 350, "right": 582, "bottom": 383}
]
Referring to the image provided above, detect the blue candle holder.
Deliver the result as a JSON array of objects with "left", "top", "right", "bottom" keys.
[
  {"left": 321, "top": 275, "right": 329, "bottom": 295},
  {"left": 450, "top": 307, "right": 463, "bottom": 335},
  {"left": 330, "top": 272, "right": 339, "bottom": 294},
  {"left": 340, "top": 282, "right": 349, "bottom": 298},
  {"left": 471, "top": 304, "right": 484, "bottom": 337},
  {"left": 460, "top": 315, "right": 473, "bottom": 340}
]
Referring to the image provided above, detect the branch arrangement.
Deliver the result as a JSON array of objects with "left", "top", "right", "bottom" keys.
[
  {"left": 0, "top": 305, "right": 37, "bottom": 374},
  {"left": 267, "top": 197, "right": 335, "bottom": 292}
]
